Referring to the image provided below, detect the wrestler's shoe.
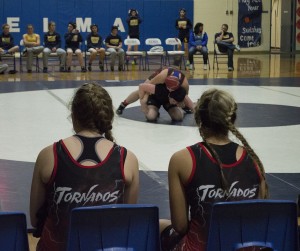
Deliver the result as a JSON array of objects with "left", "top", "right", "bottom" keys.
[{"left": 116, "top": 103, "right": 126, "bottom": 115}]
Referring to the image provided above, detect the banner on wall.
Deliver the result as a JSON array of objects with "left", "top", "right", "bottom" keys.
[{"left": 238, "top": 0, "right": 262, "bottom": 48}]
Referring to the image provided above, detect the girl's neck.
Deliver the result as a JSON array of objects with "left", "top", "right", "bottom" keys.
[
  {"left": 76, "top": 129, "right": 102, "bottom": 137},
  {"left": 205, "top": 136, "right": 230, "bottom": 145}
]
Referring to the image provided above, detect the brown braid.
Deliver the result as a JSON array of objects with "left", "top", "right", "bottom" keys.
[
  {"left": 199, "top": 128, "right": 229, "bottom": 195},
  {"left": 70, "top": 82, "right": 115, "bottom": 142},
  {"left": 227, "top": 123, "right": 269, "bottom": 198}
]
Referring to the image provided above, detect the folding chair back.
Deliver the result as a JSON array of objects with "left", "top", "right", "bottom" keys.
[
  {"left": 206, "top": 200, "right": 299, "bottom": 251},
  {"left": 124, "top": 38, "right": 144, "bottom": 70},
  {"left": 67, "top": 204, "right": 160, "bottom": 251},
  {"left": 165, "top": 38, "right": 185, "bottom": 69},
  {"left": 0, "top": 212, "right": 29, "bottom": 251},
  {"left": 145, "top": 38, "right": 164, "bottom": 70}
]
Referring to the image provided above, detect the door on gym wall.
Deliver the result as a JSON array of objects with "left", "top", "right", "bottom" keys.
[
  {"left": 271, "top": 0, "right": 281, "bottom": 51},
  {"left": 271, "top": 0, "right": 296, "bottom": 53}
]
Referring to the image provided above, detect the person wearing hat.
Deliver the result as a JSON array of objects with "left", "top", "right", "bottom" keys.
[
  {"left": 138, "top": 67, "right": 194, "bottom": 122},
  {"left": 175, "top": 8, "right": 193, "bottom": 60},
  {"left": 126, "top": 9, "right": 142, "bottom": 65},
  {"left": 86, "top": 24, "right": 105, "bottom": 71},
  {"left": 105, "top": 26, "right": 125, "bottom": 71},
  {"left": 64, "top": 22, "right": 86, "bottom": 72}
]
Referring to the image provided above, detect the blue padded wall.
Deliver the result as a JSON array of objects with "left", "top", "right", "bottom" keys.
[{"left": 0, "top": 0, "right": 193, "bottom": 50}]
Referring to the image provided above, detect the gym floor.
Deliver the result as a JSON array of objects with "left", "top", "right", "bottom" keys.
[{"left": 0, "top": 53, "right": 299, "bottom": 250}]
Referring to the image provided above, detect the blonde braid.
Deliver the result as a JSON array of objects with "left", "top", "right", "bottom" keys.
[{"left": 227, "top": 122, "right": 269, "bottom": 198}]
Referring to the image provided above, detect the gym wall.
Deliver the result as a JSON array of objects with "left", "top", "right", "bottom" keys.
[{"left": 0, "top": 0, "right": 193, "bottom": 50}]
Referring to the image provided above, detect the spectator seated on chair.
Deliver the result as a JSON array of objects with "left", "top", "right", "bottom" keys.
[
  {"left": 0, "top": 23, "right": 19, "bottom": 55},
  {"left": 214, "top": 23, "right": 240, "bottom": 71},
  {"left": 43, "top": 21, "right": 66, "bottom": 73},
  {"left": 30, "top": 83, "right": 139, "bottom": 251},
  {"left": 86, "top": 24, "right": 105, "bottom": 72},
  {"left": 105, "top": 26, "right": 125, "bottom": 72},
  {"left": 64, "top": 22, "right": 86, "bottom": 72},
  {"left": 188, "top": 22, "right": 208, "bottom": 71},
  {"left": 159, "top": 88, "right": 268, "bottom": 251},
  {"left": 22, "top": 24, "right": 44, "bottom": 73},
  {"left": 0, "top": 63, "right": 8, "bottom": 74}
]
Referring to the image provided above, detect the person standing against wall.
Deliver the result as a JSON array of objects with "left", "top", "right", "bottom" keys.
[
  {"left": 126, "top": 8, "right": 142, "bottom": 65},
  {"left": 175, "top": 8, "right": 192, "bottom": 64}
]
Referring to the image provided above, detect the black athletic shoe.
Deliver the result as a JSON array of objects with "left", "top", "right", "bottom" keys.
[
  {"left": 116, "top": 103, "right": 126, "bottom": 115},
  {"left": 27, "top": 70, "right": 32, "bottom": 73},
  {"left": 99, "top": 62, "right": 104, "bottom": 71},
  {"left": 81, "top": 67, "right": 87, "bottom": 72},
  {"left": 67, "top": 67, "right": 71, "bottom": 72},
  {"left": 88, "top": 64, "right": 92, "bottom": 71},
  {"left": 111, "top": 66, "right": 114, "bottom": 72},
  {"left": 59, "top": 67, "right": 65, "bottom": 72},
  {"left": 118, "top": 65, "right": 123, "bottom": 71},
  {"left": 43, "top": 67, "right": 48, "bottom": 73}
]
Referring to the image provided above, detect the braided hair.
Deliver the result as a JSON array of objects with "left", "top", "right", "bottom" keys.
[
  {"left": 194, "top": 88, "right": 268, "bottom": 198},
  {"left": 70, "top": 82, "right": 114, "bottom": 141}
]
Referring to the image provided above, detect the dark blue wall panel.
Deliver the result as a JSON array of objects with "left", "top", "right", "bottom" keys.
[{"left": 1, "top": 0, "right": 193, "bottom": 50}]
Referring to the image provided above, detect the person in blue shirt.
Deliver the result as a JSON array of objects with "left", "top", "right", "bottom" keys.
[
  {"left": 86, "top": 24, "right": 105, "bottom": 71},
  {"left": 188, "top": 23, "right": 208, "bottom": 71}
]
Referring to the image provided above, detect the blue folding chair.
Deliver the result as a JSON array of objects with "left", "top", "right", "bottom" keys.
[
  {"left": 67, "top": 204, "right": 160, "bottom": 251},
  {"left": 206, "top": 200, "right": 299, "bottom": 251},
  {"left": 0, "top": 212, "right": 29, "bottom": 251}
]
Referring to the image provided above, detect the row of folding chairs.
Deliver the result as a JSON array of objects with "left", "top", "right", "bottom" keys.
[
  {"left": 0, "top": 38, "right": 229, "bottom": 73},
  {"left": 86, "top": 38, "right": 187, "bottom": 72},
  {"left": 0, "top": 200, "right": 298, "bottom": 251}
]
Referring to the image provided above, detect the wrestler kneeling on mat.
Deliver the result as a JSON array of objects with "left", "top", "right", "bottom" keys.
[{"left": 138, "top": 77, "right": 194, "bottom": 122}]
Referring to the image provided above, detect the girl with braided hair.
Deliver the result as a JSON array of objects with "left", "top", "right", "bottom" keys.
[
  {"left": 30, "top": 83, "right": 139, "bottom": 251},
  {"left": 160, "top": 88, "right": 268, "bottom": 251}
]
